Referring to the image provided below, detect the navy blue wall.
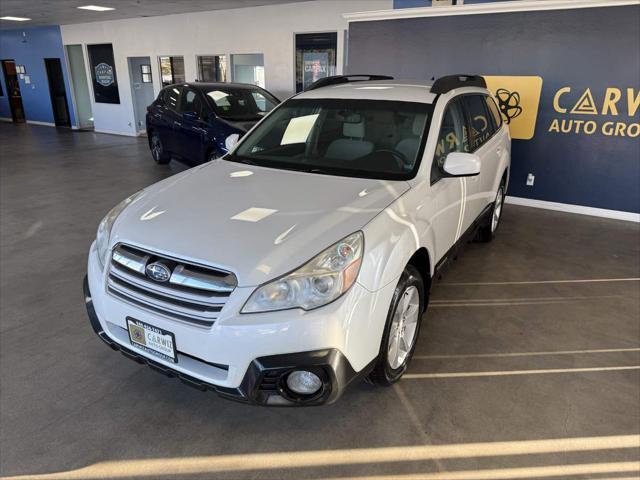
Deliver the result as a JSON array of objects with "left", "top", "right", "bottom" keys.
[
  {"left": 0, "top": 26, "right": 76, "bottom": 125},
  {"left": 349, "top": 5, "right": 640, "bottom": 214}
]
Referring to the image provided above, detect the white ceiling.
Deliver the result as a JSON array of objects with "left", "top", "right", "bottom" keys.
[{"left": 0, "top": 0, "right": 313, "bottom": 29}]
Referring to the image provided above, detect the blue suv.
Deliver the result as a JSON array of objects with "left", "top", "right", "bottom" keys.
[{"left": 146, "top": 82, "right": 279, "bottom": 165}]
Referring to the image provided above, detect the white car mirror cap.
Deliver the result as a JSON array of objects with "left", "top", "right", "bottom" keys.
[
  {"left": 225, "top": 133, "right": 240, "bottom": 152},
  {"left": 443, "top": 152, "right": 481, "bottom": 177}
]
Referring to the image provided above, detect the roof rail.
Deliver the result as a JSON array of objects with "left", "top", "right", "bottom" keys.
[
  {"left": 431, "top": 74, "right": 487, "bottom": 94},
  {"left": 306, "top": 74, "right": 394, "bottom": 91}
]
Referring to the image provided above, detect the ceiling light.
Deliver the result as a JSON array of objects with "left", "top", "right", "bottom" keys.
[
  {"left": 77, "top": 5, "right": 115, "bottom": 11},
  {"left": 0, "top": 16, "right": 31, "bottom": 21}
]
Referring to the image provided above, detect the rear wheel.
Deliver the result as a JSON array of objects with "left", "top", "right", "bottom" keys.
[
  {"left": 369, "top": 265, "right": 425, "bottom": 386},
  {"left": 477, "top": 182, "right": 505, "bottom": 243},
  {"left": 150, "top": 133, "right": 170, "bottom": 165}
]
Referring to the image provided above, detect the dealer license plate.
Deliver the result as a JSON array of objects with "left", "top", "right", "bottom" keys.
[{"left": 127, "top": 317, "right": 177, "bottom": 363}]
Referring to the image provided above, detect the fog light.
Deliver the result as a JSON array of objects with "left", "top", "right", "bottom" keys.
[{"left": 286, "top": 370, "right": 322, "bottom": 395}]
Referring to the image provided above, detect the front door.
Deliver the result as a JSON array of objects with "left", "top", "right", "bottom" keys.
[
  {"left": 429, "top": 98, "right": 470, "bottom": 262},
  {"left": 461, "top": 94, "right": 502, "bottom": 227},
  {"left": 1, "top": 60, "right": 25, "bottom": 123},
  {"left": 44, "top": 58, "right": 71, "bottom": 127}
]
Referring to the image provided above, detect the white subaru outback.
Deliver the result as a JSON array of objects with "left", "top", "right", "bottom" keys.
[{"left": 84, "top": 74, "right": 510, "bottom": 406}]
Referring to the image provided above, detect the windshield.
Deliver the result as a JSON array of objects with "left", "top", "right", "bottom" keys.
[
  {"left": 203, "top": 86, "right": 278, "bottom": 121},
  {"left": 228, "top": 98, "right": 432, "bottom": 180}
]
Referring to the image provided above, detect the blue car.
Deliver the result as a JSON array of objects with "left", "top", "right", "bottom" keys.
[{"left": 146, "top": 82, "right": 279, "bottom": 165}]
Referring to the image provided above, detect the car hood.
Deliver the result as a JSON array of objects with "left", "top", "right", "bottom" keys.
[{"left": 111, "top": 160, "right": 409, "bottom": 286}]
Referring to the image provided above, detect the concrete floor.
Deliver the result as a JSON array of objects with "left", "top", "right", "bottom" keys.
[{"left": 1, "top": 123, "right": 639, "bottom": 480}]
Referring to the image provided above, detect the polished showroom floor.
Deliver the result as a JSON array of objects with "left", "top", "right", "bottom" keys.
[{"left": 1, "top": 124, "right": 639, "bottom": 480}]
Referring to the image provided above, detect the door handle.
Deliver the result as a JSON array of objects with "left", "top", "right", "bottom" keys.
[{"left": 173, "top": 121, "right": 182, "bottom": 128}]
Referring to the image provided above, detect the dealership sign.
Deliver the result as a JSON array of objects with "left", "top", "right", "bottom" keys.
[{"left": 548, "top": 87, "right": 640, "bottom": 137}]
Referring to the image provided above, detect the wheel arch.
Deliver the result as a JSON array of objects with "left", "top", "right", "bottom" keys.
[{"left": 407, "top": 247, "right": 433, "bottom": 299}]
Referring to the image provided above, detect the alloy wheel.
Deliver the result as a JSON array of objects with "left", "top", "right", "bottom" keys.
[
  {"left": 387, "top": 285, "right": 420, "bottom": 370},
  {"left": 492, "top": 186, "right": 504, "bottom": 233}
]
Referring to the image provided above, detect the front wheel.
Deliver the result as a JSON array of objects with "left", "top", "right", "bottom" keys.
[
  {"left": 369, "top": 265, "right": 425, "bottom": 386},
  {"left": 150, "top": 133, "right": 170, "bottom": 165},
  {"left": 477, "top": 182, "right": 505, "bottom": 243}
]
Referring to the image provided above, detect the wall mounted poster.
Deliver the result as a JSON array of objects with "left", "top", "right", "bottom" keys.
[
  {"left": 87, "top": 43, "right": 120, "bottom": 104},
  {"left": 302, "top": 52, "right": 329, "bottom": 90}
]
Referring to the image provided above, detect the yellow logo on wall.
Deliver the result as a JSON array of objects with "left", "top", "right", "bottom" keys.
[{"left": 483, "top": 76, "right": 544, "bottom": 140}]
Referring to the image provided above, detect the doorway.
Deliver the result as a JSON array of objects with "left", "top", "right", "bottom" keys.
[
  {"left": 128, "top": 56, "right": 155, "bottom": 134},
  {"left": 44, "top": 58, "right": 71, "bottom": 127},
  {"left": 1, "top": 60, "right": 25, "bottom": 123},
  {"left": 65, "top": 45, "right": 93, "bottom": 130}
]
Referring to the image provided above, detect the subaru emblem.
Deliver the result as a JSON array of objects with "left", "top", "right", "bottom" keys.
[{"left": 145, "top": 262, "right": 171, "bottom": 282}]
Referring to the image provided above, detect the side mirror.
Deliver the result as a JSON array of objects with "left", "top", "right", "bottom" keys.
[
  {"left": 442, "top": 152, "right": 481, "bottom": 177},
  {"left": 183, "top": 111, "right": 200, "bottom": 122},
  {"left": 225, "top": 133, "right": 240, "bottom": 152}
]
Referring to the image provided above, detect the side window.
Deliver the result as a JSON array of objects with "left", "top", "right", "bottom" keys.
[
  {"left": 165, "top": 87, "right": 181, "bottom": 112},
  {"left": 431, "top": 99, "right": 468, "bottom": 184},
  {"left": 485, "top": 96, "right": 503, "bottom": 130},
  {"left": 463, "top": 94, "right": 495, "bottom": 151},
  {"left": 178, "top": 88, "right": 204, "bottom": 118}
]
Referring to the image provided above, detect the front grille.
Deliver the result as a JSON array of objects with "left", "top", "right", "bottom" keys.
[{"left": 107, "top": 244, "right": 237, "bottom": 327}]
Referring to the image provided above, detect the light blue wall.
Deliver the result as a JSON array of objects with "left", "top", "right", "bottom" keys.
[{"left": 0, "top": 26, "right": 76, "bottom": 125}]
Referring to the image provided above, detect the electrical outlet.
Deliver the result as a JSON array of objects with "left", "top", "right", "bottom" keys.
[{"left": 526, "top": 173, "right": 535, "bottom": 186}]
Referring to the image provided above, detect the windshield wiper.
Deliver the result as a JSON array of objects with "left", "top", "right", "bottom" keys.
[{"left": 226, "top": 155, "right": 257, "bottom": 166}]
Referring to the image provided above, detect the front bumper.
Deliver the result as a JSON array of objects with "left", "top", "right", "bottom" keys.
[{"left": 84, "top": 276, "right": 372, "bottom": 405}]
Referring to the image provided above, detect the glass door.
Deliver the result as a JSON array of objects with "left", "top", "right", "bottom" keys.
[{"left": 295, "top": 32, "right": 337, "bottom": 92}]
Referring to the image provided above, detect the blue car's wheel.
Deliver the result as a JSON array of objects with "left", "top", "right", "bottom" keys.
[{"left": 151, "top": 133, "right": 170, "bottom": 165}]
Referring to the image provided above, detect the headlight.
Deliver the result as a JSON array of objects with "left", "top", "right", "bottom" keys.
[
  {"left": 242, "top": 231, "right": 363, "bottom": 313},
  {"left": 95, "top": 191, "right": 144, "bottom": 269}
]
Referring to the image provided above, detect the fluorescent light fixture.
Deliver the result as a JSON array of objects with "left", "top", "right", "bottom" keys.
[
  {"left": 77, "top": 5, "right": 115, "bottom": 11},
  {"left": 0, "top": 16, "right": 31, "bottom": 21}
]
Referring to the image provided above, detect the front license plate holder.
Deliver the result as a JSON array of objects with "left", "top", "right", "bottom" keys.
[{"left": 126, "top": 317, "right": 177, "bottom": 363}]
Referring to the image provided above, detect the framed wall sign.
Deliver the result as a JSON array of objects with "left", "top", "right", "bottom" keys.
[{"left": 87, "top": 43, "right": 120, "bottom": 104}]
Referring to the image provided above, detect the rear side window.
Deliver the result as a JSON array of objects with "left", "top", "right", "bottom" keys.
[
  {"left": 431, "top": 98, "right": 468, "bottom": 184},
  {"left": 164, "top": 87, "right": 181, "bottom": 112},
  {"left": 485, "top": 96, "right": 503, "bottom": 130},
  {"left": 179, "top": 88, "right": 204, "bottom": 118},
  {"left": 462, "top": 94, "right": 495, "bottom": 151}
]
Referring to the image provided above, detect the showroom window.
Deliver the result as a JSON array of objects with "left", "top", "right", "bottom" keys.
[
  {"left": 295, "top": 32, "right": 337, "bottom": 92},
  {"left": 463, "top": 94, "right": 496, "bottom": 151},
  {"left": 229, "top": 54, "right": 265, "bottom": 88},
  {"left": 432, "top": 98, "right": 468, "bottom": 184},
  {"left": 159, "top": 56, "right": 185, "bottom": 87},
  {"left": 196, "top": 55, "right": 227, "bottom": 83}
]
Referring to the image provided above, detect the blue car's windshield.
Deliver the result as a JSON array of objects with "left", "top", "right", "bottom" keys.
[
  {"left": 227, "top": 98, "right": 433, "bottom": 180},
  {"left": 203, "top": 86, "right": 278, "bottom": 122}
]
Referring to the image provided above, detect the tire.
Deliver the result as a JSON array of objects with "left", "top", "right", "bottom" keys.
[
  {"left": 369, "top": 265, "right": 425, "bottom": 386},
  {"left": 476, "top": 182, "right": 506, "bottom": 243},
  {"left": 150, "top": 133, "right": 171, "bottom": 165}
]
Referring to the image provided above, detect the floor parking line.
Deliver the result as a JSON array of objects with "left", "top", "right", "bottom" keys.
[
  {"left": 316, "top": 461, "right": 640, "bottom": 480},
  {"left": 3, "top": 436, "right": 638, "bottom": 479},
  {"left": 439, "top": 278, "right": 640, "bottom": 286},
  {"left": 404, "top": 366, "right": 640, "bottom": 379},
  {"left": 413, "top": 347, "right": 640, "bottom": 360}
]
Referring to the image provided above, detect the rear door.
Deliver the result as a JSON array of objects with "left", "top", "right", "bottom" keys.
[
  {"left": 175, "top": 87, "right": 208, "bottom": 163},
  {"left": 152, "top": 86, "right": 182, "bottom": 154},
  {"left": 460, "top": 94, "right": 501, "bottom": 228}
]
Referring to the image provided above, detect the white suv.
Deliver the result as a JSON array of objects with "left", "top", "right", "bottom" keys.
[{"left": 84, "top": 74, "right": 510, "bottom": 405}]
